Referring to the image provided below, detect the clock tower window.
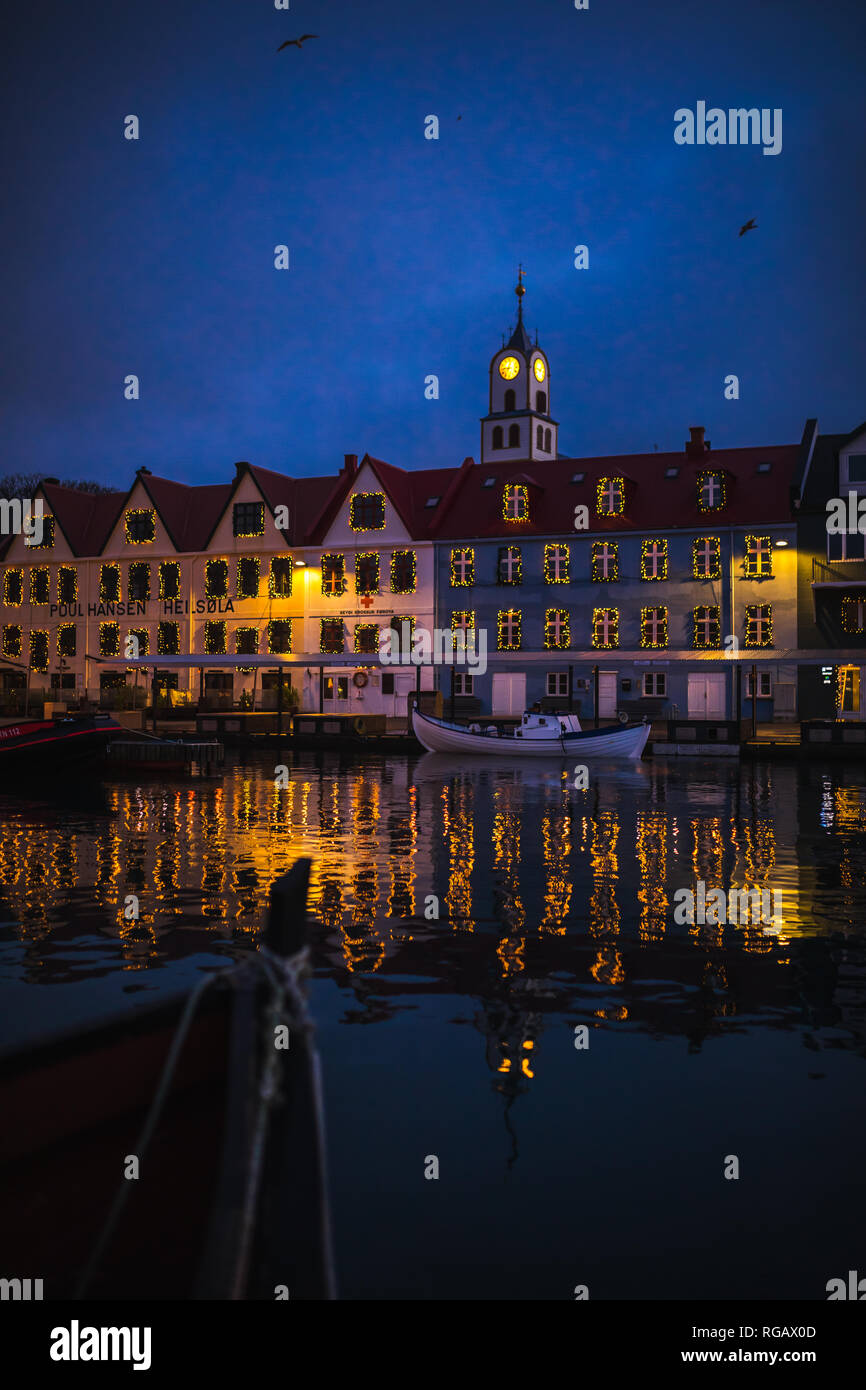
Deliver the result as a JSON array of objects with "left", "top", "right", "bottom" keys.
[{"left": 504, "top": 388, "right": 516, "bottom": 412}]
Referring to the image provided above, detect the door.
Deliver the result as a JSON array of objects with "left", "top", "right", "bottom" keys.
[
  {"left": 492, "top": 672, "right": 526, "bottom": 716},
  {"left": 598, "top": 672, "right": 617, "bottom": 718},
  {"left": 688, "top": 673, "right": 726, "bottom": 719},
  {"left": 838, "top": 665, "right": 862, "bottom": 719},
  {"left": 323, "top": 673, "right": 350, "bottom": 711}
]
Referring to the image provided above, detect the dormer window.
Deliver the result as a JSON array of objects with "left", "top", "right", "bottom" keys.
[
  {"left": 349, "top": 493, "right": 386, "bottom": 530},
  {"left": 233, "top": 502, "right": 265, "bottom": 537},
  {"left": 125, "top": 509, "right": 156, "bottom": 544},
  {"left": 571, "top": 472, "right": 585, "bottom": 484},
  {"left": 697, "top": 470, "right": 725, "bottom": 512},
  {"left": 756, "top": 462, "right": 772, "bottom": 474},
  {"left": 483, "top": 476, "right": 496, "bottom": 487},
  {"left": 424, "top": 496, "right": 440, "bottom": 509},
  {"left": 503, "top": 484, "right": 528, "bottom": 521},
  {"left": 665, "top": 467, "right": 679, "bottom": 478},
  {"left": 843, "top": 454, "right": 866, "bottom": 487},
  {"left": 596, "top": 477, "right": 624, "bottom": 516}
]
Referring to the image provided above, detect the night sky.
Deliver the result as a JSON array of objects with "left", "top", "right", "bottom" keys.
[{"left": 4, "top": 0, "right": 865, "bottom": 487}]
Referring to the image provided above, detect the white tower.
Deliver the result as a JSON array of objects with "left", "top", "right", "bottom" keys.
[{"left": 480, "top": 267, "right": 558, "bottom": 464}]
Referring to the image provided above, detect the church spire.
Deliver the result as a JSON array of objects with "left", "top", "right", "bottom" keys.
[{"left": 506, "top": 264, "right": 533, "bottom": 354}]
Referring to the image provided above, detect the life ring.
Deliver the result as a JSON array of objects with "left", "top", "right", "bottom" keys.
[
  {"left": 353, "top": 670, "right": 369, "bottom": 689},
  {"left": 618, "top": 711, "right": 629, "bottom": 724}
]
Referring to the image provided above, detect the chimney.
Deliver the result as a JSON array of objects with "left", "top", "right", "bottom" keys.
[
  {"left": 43, "top": 477, "right": 59, "bottom": 485},
  {"left": 136, "top": 466, "right": 152, "bottom": 476},
  {"left": 342, "top": 453, "right": 358, "bottom": 477},
  {"left": 685, "top": 426, "right": 710, "bottom": 460},
  {"left": 234, "top": 461, "right": 249, "bottom": 478}
]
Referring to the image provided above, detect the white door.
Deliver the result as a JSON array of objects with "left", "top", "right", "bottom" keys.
[
  {"left": 688, "top": 673, "right": 726, "bottom": 719},
  {"left": 598, "top": 672, "right": 617, "bottom": 718},
  {"left": 492, "top": 672, "right": 526, "bottom": 716}
]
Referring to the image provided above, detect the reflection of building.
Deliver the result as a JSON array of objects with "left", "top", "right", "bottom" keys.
[{"left": 795, "top": 419, "right": 866, "bottom": 719}]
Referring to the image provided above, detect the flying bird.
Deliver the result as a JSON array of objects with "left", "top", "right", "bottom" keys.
[
  {"left": 457, "top": 115, "right": 462, "bottom": 121},
  {"left": 738, "top": 218, "right": 757, "bottom": 237},
  {"left": 277, "top": 35, "right": 318, "bottom": 51}
]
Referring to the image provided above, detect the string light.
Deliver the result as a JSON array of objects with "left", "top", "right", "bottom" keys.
[
  {"left": 2, "top": 624, "right": 22, "bottom": 657},
  {"left": 268, "top": 557, "right": 293, "bottom": 598},
  {"left": 745, "top": 535, "right": 773, "bottom": 578},
  {"left": 640, "top": 606, "right": 668, "bottom": 649},
  {"left": 390, "top": 549, "right": 417, "bottom": 594},
  {"left": 640, "top": 539, "right": 668, "bottom": 580},
  {"left": 29, "top": 567, "right": 50, "bottom": 604},
  {"left": 99, "top": 621, "right": 120, "bottom": 657},
  {"left": 204, "top": 620, "right": 227, "bottom": 655},
  {"left": 842, "top": 596, "right": 866, "bottom": 633},
  {"left": 498, "top": 546, "right": 522, "bottom": 584},
  {"left": 544, "top": 544, "right": 570, "bottom": 583},
  {"left": 354, "top": 623, "right": 378, "bottom": 653},
  {"left": 349, "top": 493, "right": 386, "bottom": 531},
  {"left": 158, "top": 562, "right": 181, "bottom": 600},
  {"left": 29, "top": 631, "right": 49, "bottom": 671},
  {"left": 128, "top": 626, "right": 150, "bottom": 656},
  {"left": 128, "top": 561, "right": 151, "bottom": 601},
  {"left": 451, "top": 610, "right": 475, "bottom": 633},
  {"left": 56, "top": 623, "right": 77, "bottom": 657},
  {"left": 596, "top": 477, "right": 624, "bottom": 516},
  {"left": 355, "top": 551, "right": 380, "bottom": 595},
  {"left": 544, "top": 608, "right": 570, "bottom": 649},
  {"left": 692, "top": 536, "right": 721, "bottom": 579},
  {"left": 236, "top": 557, "right": 260, "bottom": 599},
  {"left": 205, "top": 558, "right": 229, "bottom": 598},
  {"left": 125, "top": 508, "right": 155, "bottom": 543},
  {"left": 3, "top": 569, "right": 23, "bottom": 605},
  {"left": 502, "top": 484, "right": 529, "bottom": 522},
  {"left": 591, "top": 541, "right": 618, "bottom": 582},
  {"left": 692, "top": 604, "right": 721, "bottom": 648},
  {"left": 235, "top": 626, "right": 258, "bottom": 656},
  {"left": 320, "top": 618, "right": 343, "bottom": 653},
  {"left": 497, "top": 609, "right": 522, "bottom": 650},
  {"left": 267, "top": 620, "right": 292, "bottom": 654},
  {"left": 28, "top": 516, "right": 54, "bottom": 549},
  {"left": 744, "top": 604, "right": 773, "bottom": 648},
  {"left": 696, "top": 470, "right": 725, "bottom": 512},
  {"left": 321, "top": 553, "right": 347, "bottom": 597},
  {"left": 592, "top": 607, "right": 618, "bottom": 649},
  {"left": 58, "top": 566, "right": 78, "bottom": 602},
  {"left": 450, "top": 548, "right": 474, "bottom": 587},
  {"left": 157, "top": 621, "right": 180, "bottom": 655},
  {"left": 100, "top": 564, "right": 121, "bottom": 603}
]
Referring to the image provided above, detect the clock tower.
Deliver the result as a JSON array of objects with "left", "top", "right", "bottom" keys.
[{"left": 481, "top": 268, "right": 558, "bottom": 464}]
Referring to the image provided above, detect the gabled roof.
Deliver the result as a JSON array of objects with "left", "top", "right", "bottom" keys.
[{"left": 305, "top": 454, "right": 450, "bottom": 543}]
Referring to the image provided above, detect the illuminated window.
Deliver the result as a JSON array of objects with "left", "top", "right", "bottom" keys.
[
  {"left": 100, "top": 564, "right": 121, "bottom": 603},
  {"left": 841, "top": 596, "right": 866, "bottom": 633},
  {"left": 29, "top": 516, "right": 54, "bottom": 549},
  {"left": 591, "top": 541, "right": 618, "bottom": 581},
  {"left": 237, "top": 556, "right": 260, "bottom": 599},
  {"left": 503, "top": 484, "right": 528, "bottom": 521},
  {"left": 157, "top": 621, "right": 180, "bottom": 655},
  {"left": 128, "top": 561, "right": 150, "bottom": 601},
  {"left": 58, "top": 566, "right": 78, "bottom": 604},
  {"left": 390, "top": 550, "right": 416, "bottom": 594},
  {"left": 125, "top": 509, "right": 156, "bottom": 543},
  {"left": 57, "top": 624, "right": 77, "bottom": 657},
  {"left": 544, "top": 544, "right": 569, "bottom": 583},
  {"left": 451, "top": 611, "right": 476, "bottom": 640},
  {"left": 320, "top": 618, "right": 343, "bottom": 654},
  {"left": 236, "top": 626, "right": 258, "bottom": 655},
  {"left": 596, "top": 477, "right": 624, "bottom": 515},
  {"left": 205, "top": 558, "right": 229, "bottom": 598},
  {"left": 693, "top": 605, "right": 721, "bottom": 648},
  {"left": 269, "top": 557, "right": 292, "bottom": 598},
  {"left": 99, "top": 622, "right": 120, "bottom": 656},
  {"left": 592, "top": 608, "right": 618, "bottom": 649},
  {"left": 450, "top": 548, "right": 474, "bottom": 587},
  {"left": 159, "top": 562, "right": 181, "bottom": 600},
  {"left": 204, "top": 620, "right": 227, "bottom": 654},
  {"left": 744, "top": 604, "right": 773, "bottom": 648},
  {"left": 128, "top": 627, "right": 149, "bottom": 657},
  {"left": 321, "top": 554, "right": 346, "bottom": 597},
  {"left": 697, "top": 471, "right": 725, "bottom": 511},
  {"left": 640, "top": 606, "right": 668, "bottom": 648},
  {"left": 497, "top": 546, "right": 522, "bottom": 584},
  {"left": 544, "top": 609, "right": 570, "bottom": 649},
  {"left": 693, "top": 536, "right": 721, "bottom": 579},
  {"left": 355, "top": 552, "right": 380, "bottom": 595},
  {"left": 267, "top": 620, "right": 292, "bottom": 654},
  {"left": 2, "top": 624, "right": 22, "bottom": 657},
  {"left": 354, "top": 623, "right": 379, "bottom": 654},
  {"left": 233, "top": 501, "right": 265, "bottom": 537},
  {"left": 640, "top": 539, "right": 668, "bottom": 581},
  {"left": 29, "top": 630, "right": 49, "bottom": 670},
  {"left": 30, "top": 568, "right": 50, "bottom": 604},
  {"left": 350, "top": 493, "right": 386, "bottom": 530},
  {"left": 497, "top": 609, "right": 522, "bottom": 650},
  {"left": 3, "top": 569, "right": 23, "bottom": 606},
  {"left": 744, "top": 535, "right": 773, "bottom": 578}
]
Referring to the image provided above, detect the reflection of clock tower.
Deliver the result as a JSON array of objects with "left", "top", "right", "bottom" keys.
[{"left": 481, "top": 267, "right": 558, "bottom": 464}]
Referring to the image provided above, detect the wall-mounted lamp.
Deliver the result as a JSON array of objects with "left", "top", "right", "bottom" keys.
[{"left": 775, "top": 539, "right": 789, "bottom": 548}]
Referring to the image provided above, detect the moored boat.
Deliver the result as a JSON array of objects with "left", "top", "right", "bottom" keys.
[
  {"left": 412, "top": 705, "right": 651, "bottom": 759},
  {"left": 0, "top": 712, "right": 123, "bottom": 776},
  {"left": 0, "top": 858, "right": 336, "bottom": 1300}
]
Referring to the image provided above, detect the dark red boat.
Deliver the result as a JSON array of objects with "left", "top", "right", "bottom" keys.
[{"left": 0, "top": 712, "right": 123, "bottom": 774}]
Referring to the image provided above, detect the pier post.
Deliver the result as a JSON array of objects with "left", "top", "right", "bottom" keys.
[
  {"left": 593, "top": 664, "right": 599, "bottom": 728},
  {"left": 751, "top": 663, "right": 757, "bottom": 740},
  {"left": 276, "top": 666, "right": 283, "bottom": 737}
]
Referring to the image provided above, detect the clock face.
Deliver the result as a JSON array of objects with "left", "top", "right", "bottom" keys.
[
  {"left": 499, "top": 356, "right": 520, "bottom": 380},
  {"left": 533, "top": 358, "right": 546, "bottom": 382}
]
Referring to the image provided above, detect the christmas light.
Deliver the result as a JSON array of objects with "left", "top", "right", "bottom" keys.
[
  {"left": 692, "top": 605, "right": 721, "bottom": 648},
  {"left": 354, "top": 623, "right": 378, "bottom": 654},
  {"left": 640, "top": 606, "right": 668, "bottom": 649},
  {"left": 204, "top": 620, "right": 227, "bottom": 654},
  {"left": 267, "top": 620, "right": 292, "bottom": 654},
  {"left": 640, "top": 539, "right": 668, "bottom": 581},
  {"left": 321, "top": 553, "right": 347, "bottom": 597},
  {"left": 745, "top": 535, "right": 773, "bottom": 578},
  {"left": 205, "top": 558, "right": 229, "bottom": 599},
  {"left": 99, "top": 622, "right": 120, "bottom": 657},
  {"left": 128, "top": 561, "right": 151, "bottom": 601},
  {"left": 3, "top": 568, "right": 23, "bottom": 606},
  {"left": 544, "top": 544, "right": 570, "bottom": 584},
  {"left": 29, "top": 630, "right": 49, "bottom": 671},
  {"left": 2, "top": 624, "right": 22, "bottom": 657},
  {"left": 268, "top": 557, "right": 293, "bottom": 598},
  {"left": 128, "top": 627, "right": 149, "bottom": 657},
  {"left": 696, "top": 470, "right": 725, "bottom": 512},
  {"left": 57, "top": 566, "right": 78, "bottom": 603},
  {"left": 497, "top": 546, "right": 522, "bottom": 584},
  {"left": 100, "top": 564, "right": 121, "bottom": 603},
  {"left": 391, "top": 549, "right": 417, "bottom": 594},
  {"left": 744, "top": 604, "right": 773, "bottom": 648},
  {"left": 29, "top": 517, "right": 54, "bottom": 549},
  {"left": 157, "top": 621, "right": 180, "bottom": 655},
  {"left": 591, "top": 541, "right": 618, "bottom": 582},
  {"left": 544, "top": 608, "right": 570, "bottom": 649},
  {"left": 355, "top": 551, "right": 380, "bottom": 595},
  {"left": 29, "top": 567, "right": 50, "bottom": 604},
  {"left": 592, "top": 607, "right": 618, "bottom": 649},
  {"left": 450, "top": 548, "right": 474, "bottom": 587},
  {"left": 842, "top": 596, "right": 866, "bottom": 633},
  {"left": 125, "top": 508, "right": 155, "bottom": 544},
  {"left": 692, "top": 536, "right": 721, "bottom": 579},
  {"left": 596, "top": 477, "right": 624, "bottom": 516},
  {"left": 349, "top": 493, "right": 386, "bottom": 531},
  {"left": 451, "top": 610, "right": 475, "bottom": 632},
  {"left": 502, "top": 484, "right": 529, "bottom": 522},
  {"left": 236, "top": 557, "right": 260, "bottom": 600},
  {"left": 57, "top": 623, "right": 77, "bottom": 657},
  {"left": 158, "top": 562, "right": 181, "bottom": 600},
  {"left": 497, "top": 609, "right": 522, "bottom": 650},
  {"left": 320, "top": 618, "right": 343, "bottom": 654}
]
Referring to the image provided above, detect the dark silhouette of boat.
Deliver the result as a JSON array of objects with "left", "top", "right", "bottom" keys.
[
  {"left": 0, "top": 712, "right": 122, "bottom": 776},
  {"left": 0, "top": 858, "right": 336, "bottom": 1300}
]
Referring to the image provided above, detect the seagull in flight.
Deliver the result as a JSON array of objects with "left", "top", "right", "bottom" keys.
[
  {"left": 277, "top": 35, "right": 318, "bottom": 51},
  {"left": 738, "top": 218, "right": 757, "bottom": 237}
]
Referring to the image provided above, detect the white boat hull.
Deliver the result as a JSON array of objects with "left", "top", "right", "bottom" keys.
[{"left": 411, "top": 708, "right": 650, "bottom": 760}]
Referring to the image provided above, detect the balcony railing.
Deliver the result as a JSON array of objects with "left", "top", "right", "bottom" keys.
[{"left": 811, "top": 558, "right": 866, "bottom": 585}]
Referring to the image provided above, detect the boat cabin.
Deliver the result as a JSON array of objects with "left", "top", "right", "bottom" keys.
[{"left": 514, "top": 711, "right": 582, "bottom": 740}]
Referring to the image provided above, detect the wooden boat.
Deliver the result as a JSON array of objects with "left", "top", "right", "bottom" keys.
[
  {"left": 0, "top": 858, "right": 336, "bottom": 1300},
  {"left": 412, "top": 705, "right": 651, "bottom": 759},
  {"left": 0, "top": 712, "right": 123, "bottom": 775}
]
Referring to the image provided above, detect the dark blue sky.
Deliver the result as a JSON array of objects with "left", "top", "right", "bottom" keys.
[{"left": 4, "top": 0, "right": 865, "bottom": 487}]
